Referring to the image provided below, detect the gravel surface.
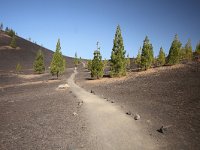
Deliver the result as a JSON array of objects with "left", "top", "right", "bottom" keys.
[
  {"left": 76, "top": 64, "right": 200, "bottom": 150},
  {"left": 68, "top": 69, "right": 158, "bottom": 150},
  {"left": 0, "top": 68, "right": 90, "bottom": 150}
]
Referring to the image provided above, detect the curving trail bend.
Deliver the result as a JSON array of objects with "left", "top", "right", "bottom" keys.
[{"left": 67, "top": 69, "right": 157, "bottom": 150}]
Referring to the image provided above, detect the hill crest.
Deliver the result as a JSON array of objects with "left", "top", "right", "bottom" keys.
[{"left": 0, "top": 31, "right": 74, "bottom": 73}]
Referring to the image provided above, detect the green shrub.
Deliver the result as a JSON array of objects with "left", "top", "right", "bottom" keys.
[{"left": 34, "top": 50, "right": 45, "bottom": 74}]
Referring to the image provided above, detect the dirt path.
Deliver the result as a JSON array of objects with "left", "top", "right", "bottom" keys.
[{"left": 68, "top": 69, "right": 158, "bottom": 150}]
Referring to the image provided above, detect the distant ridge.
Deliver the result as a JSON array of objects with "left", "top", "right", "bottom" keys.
[{"left": 0, "top": 30, "right": 74, "bottom": 73}]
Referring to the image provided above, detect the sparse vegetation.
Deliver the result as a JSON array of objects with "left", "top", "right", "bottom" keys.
[
  {"left": 16, "top": 63, "right": 22, "bottom": 73},
  {"left": 74, "top": 52, "right": 79, "bottom": 67},
  {"left": 6, "top": 28, "right": 16, "bottom": 37},
  {"left": 10, "top": 35, "right": 17, "bottom": 48},
  {"left": 184, "top": 39, "right": 193, "bottom": 61},
  {"left": 110, "top": 25, "right": 126, "bottom": 77},
  {"left": 135, "top": 47, "right": 142, "bottom": 70},
  {"left": 195, "top": 41, "right": 200, "bottom": 55},
  {"left": 79, "top": 57, "right": 82, "bottom": 64},
  {"left": 157, "top": 47, "right": 166, "bottom": 66},
  {"left": 34, "top": 49, "right": 45, "bottom": 74},
  {"left": 50, "top": 39, "right": 66, "bottom": 78},
  {"left": 103, "top": 58, "right": 108, "bottom": 69},
  {"left": 167, "top": 34, "right": 182, "bottom": 65},
  {"left": 141, "top": 36, "right": 154, "bottom": 70},
  {"left": 126, "top": 54, "right": 130, "bottom": 70},
  {"left": 87, "top": 60, "right": 92, "bottom": 71},
  {"left": 91, "top": 46, "right": 104, "bottom": 79}
]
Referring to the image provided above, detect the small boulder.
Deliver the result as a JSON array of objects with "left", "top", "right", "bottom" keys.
[
  {"left": 58, "top": 84, "right": 69, "bottom": 90},
  {"left": 78, "top": 101, "right": 83, "bottom": 106},
  {"left": 73, "top": 112, "right": 78, "bottom": 116},
  {"left": 134, "top": 114, "right": 140, "bottom": 120},
  {"left": 91, "top": 90, "right": 95, "bottom": 94},
  {"left": 126, "top": 111, "right": 132, "bottom": 115},
  {"left": 157, "top": 125, "right": 172, "bottom": 134}
]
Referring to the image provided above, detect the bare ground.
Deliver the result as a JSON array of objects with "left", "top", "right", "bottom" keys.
[
  {"left": 0, "top": 69, "right": 90, "bottom": 150},
  {"left": 1, "top": 63, "right": 199, "bottom": 150},
  {"left": 76, "top": 63, "right": 200, "bottom": 150},
  {"left": 68, "top": 69, "right": 158, "bottom": 150}
]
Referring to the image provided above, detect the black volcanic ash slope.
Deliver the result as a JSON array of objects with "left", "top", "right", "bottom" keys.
[{"left": 0, "top": 31, "right": 74, "bottom": 72}]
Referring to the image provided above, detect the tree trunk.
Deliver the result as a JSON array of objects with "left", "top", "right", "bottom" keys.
[{"left": 56, "top": 72, "right": 58, "bottom": 79}]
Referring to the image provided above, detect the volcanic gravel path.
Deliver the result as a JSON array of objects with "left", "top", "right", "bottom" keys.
[{"left": 68, "top": 68, "right": 158, "bottom": 150}]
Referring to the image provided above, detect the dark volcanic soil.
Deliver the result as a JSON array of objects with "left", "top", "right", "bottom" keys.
[
  {"left": 0, "top": 30, "right": 74, "bottom": 72},
  {"left": 0, "top": 69, "right": 89, "bottom": 150},
  {"left": 76, "top": 64, "right": 200, "bottom": 150}
]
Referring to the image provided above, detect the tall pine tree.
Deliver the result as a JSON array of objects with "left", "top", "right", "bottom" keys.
[
  {"left": 141, "top": 36, "right": 154, "bottom": 70},
  {"left": 157, "top": 47, "right": 166, "bottom": 66},
  {"left": 110, "top": 25, "right": 126, "bottom": 77},
  {"left": 167, "top": 34, "right": 182, "bottom": 65},
  {"left": 50, "top": 39, "right": 65, "bottom": 78},
  {"left": 34, "top": 49, "right": 45, "bottom": 74}
]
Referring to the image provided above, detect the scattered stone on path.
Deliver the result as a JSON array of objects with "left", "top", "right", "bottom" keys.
[
  {"left": 78, "top": 101, "right": 83, "bottom": 106},
  {"left": 57, "top": 84, "right": 69, "bottom": 90},
  {"left": 81, "top": 126, "right": 87, "bottom": 129},
  {"left": 91, "top": 90, "right": 95, "bottom": 94},
  {"left": 111, "top": 101, "right": 114, "bottom": 103},
  {"left": 157, "top": 125, "right": 172, "bottom": 133},
  {"left": 73, "top": 112, "right": 78, "bottom": 116},
  {"left": 126, "top": 111, "right": 132, "bottom": 115},
  {"left": 134, "top": 114, "right": 141, "bottom": 120}
]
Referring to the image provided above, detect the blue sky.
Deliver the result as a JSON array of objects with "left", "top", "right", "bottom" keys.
[{"left": 1, "top": 0, "right": 200, "bottom": 59}]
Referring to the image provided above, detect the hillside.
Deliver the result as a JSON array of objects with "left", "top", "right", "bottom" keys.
[{"left": 0, "top": 31, "right": 74, "bottom": 73}]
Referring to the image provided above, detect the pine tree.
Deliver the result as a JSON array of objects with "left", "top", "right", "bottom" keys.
[
  {"left": 50, "top": 39, "right": 65, "bottom": 78},
  {"left": 34, "top": 50, "right": 45, "bottom": 74},
  {"left": 135, "top": 47, "right": 142, "bottom": 69},
  {"left": 167, "top": 34, "right": 182, "bottom": 65},
  {"left": 184, "top": 39, "right": 193, "bottom": 61},
  {"left": 157, "top": 47, "right": 166, "bottom": 66},
  {"left": 141, "top": 36, "right": 154, "bottom": 70},
  {"left": 91, "top": 46, "right": 104, "bottom": 79},
  {"left": 74, "top": 52, "right": 79, "bottom": 67},
  {"left": 10, "top": 35, "right": 17, "bottom": 48},
  {"left": 110, "top": 25, "right": 126, "bottom": 77},
  {"left": 195, "top": 41, "right": 200, "bottom": 55}
]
